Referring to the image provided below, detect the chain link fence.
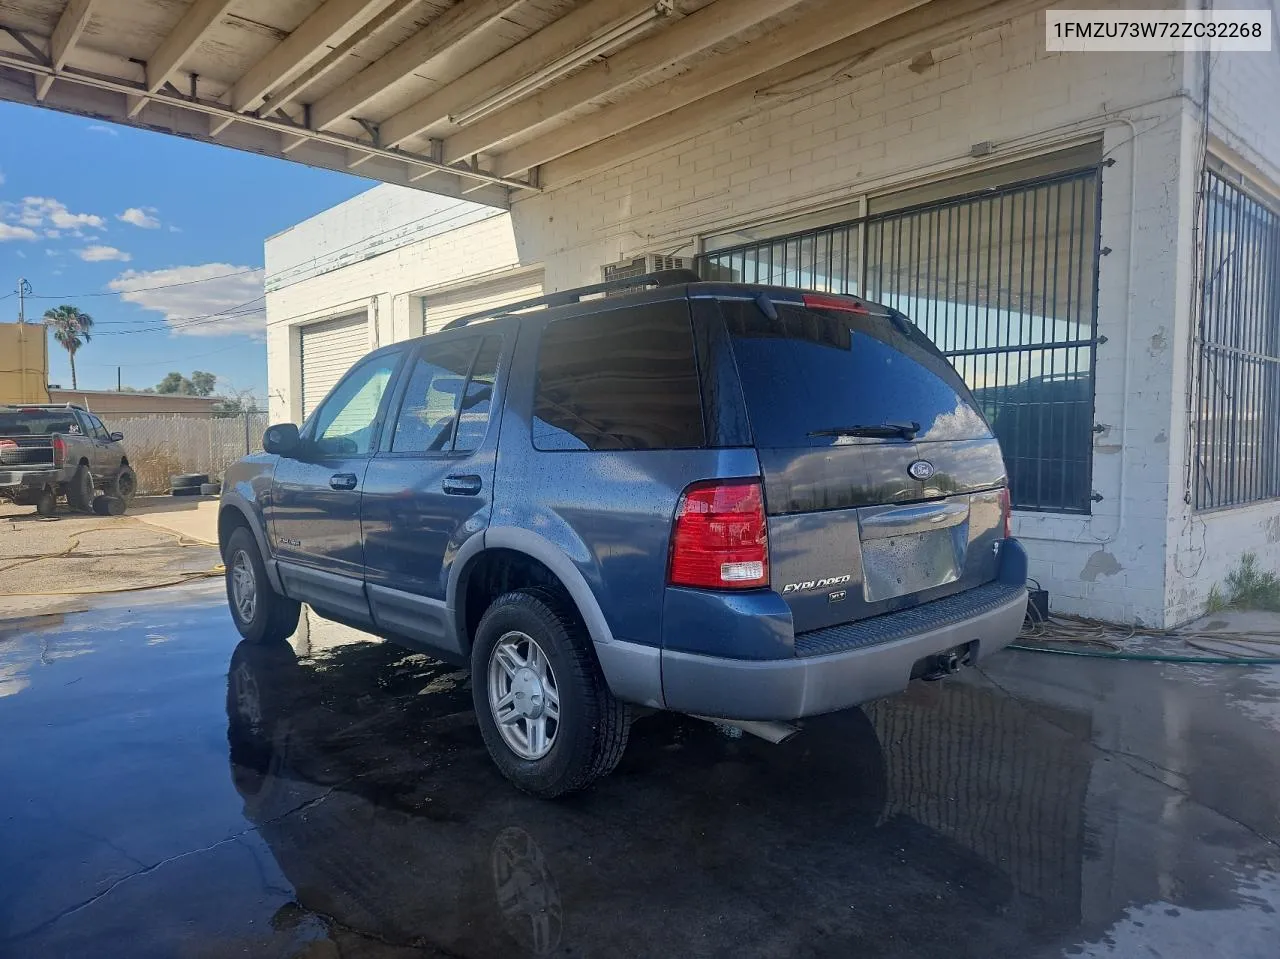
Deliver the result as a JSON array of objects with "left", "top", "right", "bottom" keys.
[{"left": 100, "top": 410, "right": 270, "bottom": 494}]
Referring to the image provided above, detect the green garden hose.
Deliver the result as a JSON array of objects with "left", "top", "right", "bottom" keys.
[{"left": 1008, "top": 642, "right": 1280, "bottom": 666}]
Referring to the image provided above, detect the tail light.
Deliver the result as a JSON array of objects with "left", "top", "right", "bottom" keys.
[
  {"left": 801, "top": 292, "right": 870, "bottom": 315},
  {"left": 668, "top": 479, "right": 770, "bottom": 590},
  {"left": 51, "top": 435, "right": 66, "bottom": 467},
  {"left": 998, "top": 486, "right": 1012, "bottom": 539}
]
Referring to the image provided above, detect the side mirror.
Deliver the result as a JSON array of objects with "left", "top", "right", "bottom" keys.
[
  {"left": 263, "top": 423, "right": 301, "bottom": 457},
  {"left": 109, "top": 431, "right": 124, "bottom": 442}
]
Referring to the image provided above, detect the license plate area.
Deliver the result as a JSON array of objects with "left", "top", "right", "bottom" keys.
[{"left": 860, "top": 526, "right": 965, "bottom": 603}]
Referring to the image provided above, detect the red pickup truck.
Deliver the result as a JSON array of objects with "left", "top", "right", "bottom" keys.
[{"left": 0, "top": 404, "right": 137, "bottom": 516}]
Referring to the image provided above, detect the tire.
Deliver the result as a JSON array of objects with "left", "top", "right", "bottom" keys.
[
  {"left": 66, "top": 465, "right": 95, "bottom": 513},
  {"left": 34, "top": 488, "right": 56, "bottom": 517},
  {"left": 108, "top": 466, "right": 137, "bottom": 503},
  {"left": 471, "top": 588, "right": 630, "bottom": 798},
  {"left": 170, "top": 473, "right": 208, "bottom": 490},
  {"left": 91, "top": 495, "right": 126, "bottom": 516},
  {"left": 224, "top": 526, "right": 301, "bottom": 645},
  {"left": 172, "top": 486, "right": 201, "bottom": 497},
  {"left": 200, "top": 482, "right": 222, "bottom": 496}
]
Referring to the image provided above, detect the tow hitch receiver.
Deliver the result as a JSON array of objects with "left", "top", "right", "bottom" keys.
[{"left": 912, "top": 641, "right": 977, "bottom": 681}]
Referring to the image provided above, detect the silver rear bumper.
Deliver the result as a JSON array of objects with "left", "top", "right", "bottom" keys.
[{"left": 659, "top": 587, "right": 1027, "bottom": 721}]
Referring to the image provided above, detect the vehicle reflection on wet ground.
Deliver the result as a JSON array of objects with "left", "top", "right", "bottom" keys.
[{"left": 1, "top": 583, "right": 1278, "bottom": 958}]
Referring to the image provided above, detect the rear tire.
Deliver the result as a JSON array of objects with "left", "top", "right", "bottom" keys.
[
  {"left": 170, "top": 473, "right": 208, "bottom": 490},
  {"left": 66, "top": 465, "right": 94, "bottom": 513},
  {"left": 471, "top": 588, "right": 630, "bottom": 798},
  {"left": 224, "top": 526, "right": 300, "bottom": 644}
]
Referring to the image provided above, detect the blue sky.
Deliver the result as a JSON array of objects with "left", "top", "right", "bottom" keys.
[{"left": 0, "top": 102, "right": 370, "bottom": 401}]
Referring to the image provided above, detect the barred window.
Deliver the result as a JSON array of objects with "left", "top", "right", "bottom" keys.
[
  {"left": 698, "top": 149, "right": 1102, "bottom": 514},
  {"left": 1193, "top": 167, "right": 1280, "bottom": 510}
]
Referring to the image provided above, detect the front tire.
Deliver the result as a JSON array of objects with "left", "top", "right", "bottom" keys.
[
  {"left": 108, "top": 466, "right": 137, "bottom": 503},
  {"left": 224, "top": 526, "right": 300, "bottom": 644},
  {"left": 471, "top": 588, "right": 630, "bottom": 798}
]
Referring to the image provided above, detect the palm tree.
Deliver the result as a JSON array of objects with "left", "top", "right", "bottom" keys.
[{"left": 44, "top": 305, "right": 94, "bottom": 390}]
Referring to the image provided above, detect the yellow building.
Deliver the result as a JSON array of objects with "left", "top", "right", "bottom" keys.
[{"left": 0, "top": 323, "right": 50, "bottom": 405}]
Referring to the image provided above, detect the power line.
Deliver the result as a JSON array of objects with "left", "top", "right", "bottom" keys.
[
  {"left": 23, "top": 267, "right": 262, "bottom": 299},
  {"left": 91, "top": 295, "right": 266, "bottom": 336}
]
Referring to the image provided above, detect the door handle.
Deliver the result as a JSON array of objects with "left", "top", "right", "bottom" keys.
[
  {"left": 442, "top": 473, "right": 482, "bottom": 496},
  {"left": 329, "top": 472, "right": 358, "bottom": 491}
]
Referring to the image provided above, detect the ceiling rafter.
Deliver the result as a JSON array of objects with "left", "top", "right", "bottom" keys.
[
  {"left": 491, "top": 0, "right": 933, "bottom": 178},
  {"left": 442, "top": 0, "right": 806, "bottom": 166},
  {"left": 309, "top": 0, "right": 523, "bottom": 133},
  {"left": 377, "top": 0, "right": 647, "bottom": 151},
  {"left": 540, "top": 0, "right": 1041, "bottom": 189},
  {"left": 37, "top": 0, "right": 97, "bottom": 101},
  {"left": 128, "top": 0, "right": 236, "bottom": 118},
  {"left": 208, "top": 0, "right": 396, "bottom": 137}
]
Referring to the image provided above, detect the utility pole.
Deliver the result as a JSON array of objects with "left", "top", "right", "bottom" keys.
[
  {"left": 16, "top": 278, "right": 32, "bottom": 323},
  {"left": 117, "top": 366, "right": 122, "bottom": 391}
]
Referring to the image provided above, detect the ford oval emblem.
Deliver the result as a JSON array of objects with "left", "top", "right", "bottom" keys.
[{"left": 908, "top": 460, "right": 936, "bottom": 481}]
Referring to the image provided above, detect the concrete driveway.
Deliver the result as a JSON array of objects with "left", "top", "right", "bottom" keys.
[{"left": 1, "top": 582, "right": 1278, "bottom": 958}]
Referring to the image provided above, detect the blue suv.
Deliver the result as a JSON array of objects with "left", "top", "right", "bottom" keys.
[{"left": 218, "top": 271, "right": 1027, "bottom": 796}]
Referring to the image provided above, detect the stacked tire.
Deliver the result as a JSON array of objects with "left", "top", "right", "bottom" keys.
[{"left": 170, "top": 473, "right": 208, "bottom": 497}]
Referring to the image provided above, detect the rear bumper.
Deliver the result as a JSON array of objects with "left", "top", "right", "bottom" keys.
[
  {"left": 659, "top": 583, "right": 1026, "bottom": 720},
  {"left": 0, "top": 468, "right": 62, "bottom": 491}
]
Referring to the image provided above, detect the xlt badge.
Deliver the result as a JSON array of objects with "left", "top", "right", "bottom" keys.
[{"left": 782, "top": 574, "right": 852, "bottom": 594}]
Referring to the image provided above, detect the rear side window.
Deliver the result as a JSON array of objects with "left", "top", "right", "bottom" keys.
[
  {"left": 532, "top": 303, "right": 705, "bottom": 451},
  {"left": 721, "top": 302, "right": 991, "bottom": 447}
]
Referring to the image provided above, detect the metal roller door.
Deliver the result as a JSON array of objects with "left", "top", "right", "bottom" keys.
[
  {"left": 300, "top": 313, "right": 369, "bottom": 417},
  {"left": 423, "top": 271, "right": 544, "bottom": 333}
]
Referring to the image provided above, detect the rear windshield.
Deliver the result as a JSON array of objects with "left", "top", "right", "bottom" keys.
[
  {"left": 721, "top": 302, "right": 990, "bottom": 447},
  {"left": 0, "top": 411, "right": 81, "bottom": 436}
]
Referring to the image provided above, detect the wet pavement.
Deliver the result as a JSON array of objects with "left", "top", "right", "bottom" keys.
[{"left": 1, "top": 583, "right": 1278, "bottom": 958}]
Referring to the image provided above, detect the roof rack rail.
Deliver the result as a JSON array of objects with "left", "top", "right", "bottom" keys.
[{"left": 441, "top": 269, "right": 701, "bottom": 331}]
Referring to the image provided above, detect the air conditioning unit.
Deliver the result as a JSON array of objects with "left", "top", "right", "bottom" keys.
[{"left": 600, "top": 254, "right": 689, "bottom": 293}]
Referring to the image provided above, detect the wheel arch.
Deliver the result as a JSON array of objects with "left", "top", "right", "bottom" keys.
[
  {"left": 449, "top": 528, "right": 663, "bottom": 708},
  {"left": 218, "top": 496, "right": 284, "bottom": 594}
]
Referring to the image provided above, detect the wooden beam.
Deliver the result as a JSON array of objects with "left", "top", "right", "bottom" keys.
[
  {"left": 260, "top": 0, "right": 418, "bottom": 113},
  {"left": 443, "top": 0, "right": 804, "bottom": 165},
  {"left": 229, "top": 0, "right": 395, "bottom": 116},
  {"left": 540, "top": 0, "right": 1038, "bottom": 189},
  {"left": 37, "top": 0, "right": 97, "bottom": 101},
  {"left": 493, "top": 0, "right": 930, "bottom": 177},
  {"left": 131, "top": 0, "right": 235, "bottom": 117},
  {"left": 380, "top": 0, "right": 651, "bottom": 149},
  {"left": 310, "top": 0, "right": 522, "bottom": 132}
]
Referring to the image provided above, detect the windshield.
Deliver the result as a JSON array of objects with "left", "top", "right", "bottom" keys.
[
  {"left": 0, "top": 411, "right": 81, "bottom": 436},
  {"left": 722, "top": 302, "right": 991, "bottom": 448}
]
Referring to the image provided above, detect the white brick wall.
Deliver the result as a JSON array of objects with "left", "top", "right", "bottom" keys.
[
  {"left": 265, "top": 211, "right": 523, "bottom": 421},
  {"left": 1161, "top": 1, "right": 1280, "bottom": 623},
  {"left": 265, "top": 3, "right": 1279, "bottom": 626}
]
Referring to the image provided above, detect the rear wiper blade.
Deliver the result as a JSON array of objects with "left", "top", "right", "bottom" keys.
[{"left": 808, "top": 422, "right": 920, "bottom": 440}]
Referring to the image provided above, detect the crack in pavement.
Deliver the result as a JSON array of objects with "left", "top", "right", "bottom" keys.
[
  {"left": 976, "top": 667, "right": 1280, "bottom": 854},
  {"left": 1, "top": 784, "right": 345, "bottom": 946}
]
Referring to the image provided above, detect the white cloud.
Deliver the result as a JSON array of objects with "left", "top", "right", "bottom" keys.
[
  {"left": 78, "top": 245, "right": 132, "bottom": 262},
  {"left": 0, "top": 223, "right": 37, "bottom": 241},
  {"left": 44, "top": 229, "right": 60, "bottom": 238},
  {"left": 87, "top": 124, "right": 119, "bottom": 136},
  {"left": 107, "top": 264, "right": 266, "bottom": 338},
  {"left": 118, "top": 207, "right": 160, "bottom": 229},
  {"left": 6, "top": 196, "right": 105, "bottom": 232}
]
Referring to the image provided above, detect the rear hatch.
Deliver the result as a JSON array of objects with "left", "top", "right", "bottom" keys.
[{"left": 716, "top": 296, "right": 1007, "bottom": 634}]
